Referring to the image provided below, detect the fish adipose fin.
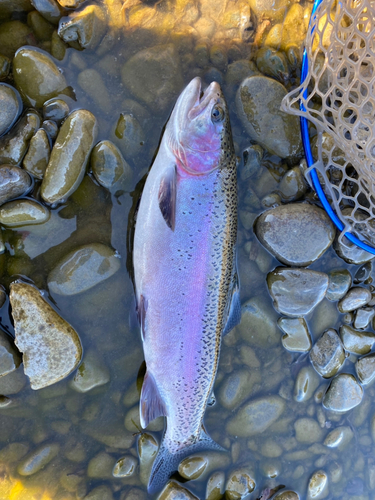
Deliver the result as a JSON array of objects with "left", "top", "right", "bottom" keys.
[
  {"left": 148, "top": 426, "right": 225, "bottom": 494},
  {"left": 223, "top": 270, "right": 241, "bottom": 336},
  {"left": 158, "top": 165, "right": 177, "bottom": 231},
  {"left": 140, "top": 371, "right": 167, "bottom": 428}
]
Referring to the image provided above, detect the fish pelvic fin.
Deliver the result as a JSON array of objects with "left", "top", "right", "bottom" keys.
[
  {"left": 147, "top": 426, "right": 225, "bottom": 494},
  {"left": 140, "top": 371, "right": 167, "bottom": 428}
]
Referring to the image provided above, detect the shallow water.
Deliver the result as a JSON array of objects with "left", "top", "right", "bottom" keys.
[{"left": 0, "top": 1, "right": 375, "bottom": 499}]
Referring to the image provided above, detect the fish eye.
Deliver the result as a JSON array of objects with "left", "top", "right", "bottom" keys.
[{"left": 211, "top": 105, "right": 225, "bottom": 123}]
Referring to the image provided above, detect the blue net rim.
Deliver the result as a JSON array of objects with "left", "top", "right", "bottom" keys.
[{"left": 300, "top": 0, "right": 375, "bottom": 255}]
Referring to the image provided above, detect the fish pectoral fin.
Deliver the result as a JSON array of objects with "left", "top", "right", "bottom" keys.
[
  {"left": 223, "top": 270, "right": 241, "bottom": 336},
  {"left": 158, "top": 165, "right": 177, "bottom": 230},
  {"left": 140, "top": 371, "right": 167, "bottom": 428}
]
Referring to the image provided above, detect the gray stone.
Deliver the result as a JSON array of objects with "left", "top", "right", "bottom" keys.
[
  {"left": 278, "top": 317, "right": 312, "bottom": 352},
  {"left": 111, "top": 113, "right": 145, "bottom": 159},
  {"left": 256, "top": 47, "right": 289, "bottom": 83},
  {"left": 206, "top": 471, "right": 225, "bottom": 500},
  {"left": 236, "top": 76, "right": 302, "bottom": 160},
  {"left": 112, "top": 455, "right": 137, "bottom": 478},
  {"left": 225, "top": 468, "right": 256, "bottom": 500},
  {"left": 307, "top": 470, "right": 328, "bottom": 500},
  {"left": 31, "top": 0, "right": 64, "bottom": 25},
  {"left": 121, "top": 44, "right": 183, "bottom": 113},
  {"left": 58, "top": 5, "right": 107, "bottom": 50},
  {"left": 338, "top": 287, "right": 371, "bottom": 313},
  {"left": 255, "top": 204, "right": 335, "bottom": 266},
  {"left": 294, "top": 418, "right": 324, "bottom": 444},
  {"left": 0, "top": 330, "right": 21, "bottom": 377},
  {"left": 273, "top": 492, "right": 300, "bottom": 500},
  {"left": 241, "top": 145, "right": 263, "bottom": 182},
  {"left": 326, "top": 269, "right": 352, "bottom": 301},
  {"left": 236, "top": 296, "right": 279, "bottom": 348},
  {"left": 0, "top": 165, "right": 31, "bottom": 206},
  {"left": 340, "top": 325, "right": 375, "bottom": 354},
  {"left": 309, "top": 329, "right": 345, "bottom": 378},
  {"left": 323, "top": 373, "right": 363, "bottom": 412},
  {"left": 218, "top": 368, "right": 260, "bottom": 410},
  {"left": 333, "top": 234, "right": 375, "bottom": 265},
  {"left": 70, "top": 351, "right": 109, "bottom": 393},
  {"left": 323, "top": 426, "right": 353, "bottom": 449},
  {"left": 17, "top": 443, "right": 60, "bottom": 475},
  {"left": 159, "top": 481, "right": 199, "bottom": 500},
  {"left": 267, "top": 267, "right": 329, "bottom": 316},
  {"left": 0, "top": 111, "right": 40, "bottom": 165},
  {"left": 354, "top": 261, "right": 372, "bottom": 284},
  {"left": 43, "top": 98, "right": 69, "bottom": 123},
  {"left": 226, "top": 396, "right": 285, "bottom": 437},
  {"left": 355, "top": 354, "right": 375, "bottom": 385},
  {"left": 0, "top": 366, "right": 27, "bottom": 395},
  {"left": 277, "top": 166, "right": 307, "bottom": 202},
  {"left": 48, "top": 243, "right": 120, "bottom": 295},
  {"left": 41, "top": 119, "right": 58, "bottom": 140},
  {"left": 22, "top": 128, "right": 50, "bottom": 179},
  {"left": 354, "top": 308, "right": 375, "bottom": 329},
  {"left": 0, "top": 199, "right": 50, "bottom": 227},
  {"left": 10, "top": 281, "right": 82, "bottom": 390},
  {"left": 0, "top": 83, "right": 22, "bottom": 137},
  {"left": 90, "top": 140, "right": 132, "bottom": 190},
  {"left": 294, "top": 366, "right": 320, "bottom": 402},
  {"left": 87, "top": 452, "right": 115, "bottom": 479}
]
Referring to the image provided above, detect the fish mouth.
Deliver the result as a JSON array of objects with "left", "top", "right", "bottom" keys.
[{"left": 187, "top": 78, "right": 222, "bottom": 121}]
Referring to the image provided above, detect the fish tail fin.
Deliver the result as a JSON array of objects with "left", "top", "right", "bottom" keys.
[{"left": 147, "top": 426, "right": 225, "bottom": 494}]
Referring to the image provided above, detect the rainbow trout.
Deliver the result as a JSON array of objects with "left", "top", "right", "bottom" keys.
[{"left": 133, "top": 77, "right": 239, "bottom": 494}]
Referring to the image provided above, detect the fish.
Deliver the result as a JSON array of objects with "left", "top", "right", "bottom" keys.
[{"left": 133, "top": 76, "right": 240, "bottom": 494}]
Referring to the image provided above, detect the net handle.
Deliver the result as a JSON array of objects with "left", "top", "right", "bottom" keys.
[{"left": 300, "top": 0, "right": 375, "bottom": 255}]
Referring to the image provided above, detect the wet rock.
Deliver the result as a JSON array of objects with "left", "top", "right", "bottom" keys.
[
  {"left": 256, "top": 47, "right": 289, "bottom": 83},
  {"left": 226, "top": 396, "right": 285, "bottom": 437},
  {"left": 121, "top": 44, "right": 183, "bottom": 113},
  {"left": 42, "top": 119, "right": 58, "bottom": 140},
  {"left": 307, "top": 470, "right": 328, "bottom": 499},
  {"left": 87, "top": 452, "right": 115, "bottom": 479},
  {"left": 273, "top": 492, "right": 300, "bottom": 500},
  {"left": 225, "top": 59, "right": 260, "bottom": 90},
  {"left": 294, "top": 418, "right": 324, "bottom": 444},
  {"left": 338, "top": 287, "right": 371, "bottom": 313},
  {"left": 354, "top": 261, "right": 372, "bottom": 284},
  {"left": 218, "top": 368, "right": 260, "bottom": 410},
  {"left": 294, "top": 366, "right": 320, "bottom": 402},
  {"left": 0, "top": 366, "right": 27, "bottom": 395},
  {"left": 206, "top": 471, "right": 225, "bottom": 500},
  {"left": 236, "top": 296, "right": 279, "bottom": 348},
  {"left": 0, "top": 330, "right": 21, "bottom": 377},
  {"left": 0, "top": 83, "right": 23, "bottom": 137},
  {"left": 43, "top": 98, "right": 69, "bottom": 123},
  {"left": 23, "top": 128, "right": 50, "bottom": 179},
  {"left": 249, "top": 0, "right": 291, "bottom": 22},
  {"left": 112, "top": 455, "right": 137, "bottom": 478},
  {"left": 138, "top": 432, "right": 158, "bottom": 486},
  {"left": 0, "top": 199, "right": 50, "bottom": 227},
  {"left": 309, "top": 329, "right": 345, "bottom": 378},
  {"left": 179, "top": 455, "right": 208, "bottom": 480},
  {"left": 48, "top": 243, "right": 120, "bottom": 295},
  {"left": 41, "top": 109, "right": 98, "bottom": 204},
  {"left": 0, "top": 21, "right": 34, "bottom": 59},
  {"left": 355, "top": 354, "right": 375, "bottom": 385},
  {"left": 17, "top": 443, "right": 60, "bottom": 475},
  {"left": 111, "top": 113, "right": 145, "bottom": 159},
  {"left": 0, "top": 54, "right": 10, "bottom": 81},
  {"left": 159, "top": 481, "right": 199, "bottom": 500},
  {"left": 255, "top": 204, "right": 335, "bottom": 266},
  {"left": 323, "top": 426, "right": 353, "bottom": 449},
  {"left": 0, "top": 165, "right": 31, "bottom": 206},
  {"left": 277, "top": 166, "right": 307, "bottom": 202},
  {"left": 0, "top": 111, "right": 40, "bottom": 165},
  {"left": 236, "top": 76, "right": 301, "bottom": 160},
  {"left": 278, "top": 317, "right": 312, "bottom": 352},
  {"left": 326, "top": 269, "right": 352, "bottom": 301},
  {"left": 354, "top": 307, "right": 375, "bottom": 329},
  {"left": 10, "top": 281, "right": 82, "bottom": 390},
  {"left": 57, "top": 0, "right": 86, "bottom": 7},
  {"left": 267, "top": 267, "right": 328, "bottom": 316},
  {"left": 90, "top": 140, "right": 132, "bottom": 190},
  {"left": 31, "top": 0, "right": 64, "bottom": 25},
  {"left": 340, "top": 325, "right": 375, "bottom": 355},
  {"left": 333, "top": 234, "right": 375, "bottom": 264},
  {"left": 241, "top": 144, "right": 263, "bottom": 181},
  {"left": 58, "top": 4, "right": 106, "bottom": 50},
  {"left": 323, "top": 373, "right": 363, "bottom": 412},
  {"left": 27, "top": 10, "right": 55, "bottom": 41},
  {"left": 13, "top": 48, "right": 70, "bottom": 108},
  {"left": 70, "top": 350, "right": 109, "bottom": 393},
  {"left": 225, "top": 468, "right": 256, "bottom": 500}
]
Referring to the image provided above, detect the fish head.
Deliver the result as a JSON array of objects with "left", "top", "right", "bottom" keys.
[{"left": 168, "top": 77, "right": 233, "bottom": 175}]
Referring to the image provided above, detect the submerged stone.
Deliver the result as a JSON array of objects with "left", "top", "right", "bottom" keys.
[
  {"left": 0, "top": 83, "right": 22, "bottom": 137},
  {"left": 340, "top": 325, "right": 375, "bottom": 355},
  {"left": 70, "top": 350, "right": 109, "bottom": 393},
  {"left": 159, "top": 481, "right": 199, "bottom": 500},
  {"left": 326, "top": 269, "right": 352, "bottom": 301},
  {"left": 338, "top": 287, "right": 372, "bottom": 313},
  {"left": 48, "top": 243, "right": 120, "bottom": 295},
  {"left": 0, "top": 366, "right": 27, "bottom": 395},
  {"left": 218, "top": 368, "right": 260, "bottom": 410},
  {"left": 225, "top": 468, "right": 256, "bottom": 500},
  {"left": 10, "top": 281, "right": 82, "bottom": 390},
  {"left": 0, "top": 199, "right": 50, "bottom": 227},
  {"left": 323, "top": 426, "right": 353, "bottom": 449},
  {"left": 355, "top": 354, "right": 375, "bottom": 385},
  {"left": 294, "top": 418, "right": 324, "bottom": 444},
  {"left": 294, "top": 366, "right": 320, "bottom": 402},
  {"left": 267, "top": 267, "right": 328, "bottom": 316},
  {"left": 206, "top": 471, "right": 225, "bottom": 500},
  {"left": 236, "top": 296, "right": 279, "bottom": 348},
  {"left": 111, "top": 113, "right": 145, "bottom": 159},
  {"left": 323, "top": 373, "right": 363, "bottom": 412},
  {"left": 354, "top": 308, "right": 375, "bottom": 330},
  {"left": 309, "top": 329, "right": 345, "bottom": 378},
  {"left": 278, "top": 317, "right": 312, "bottom": 352},
  {"left": 307, "top": 470, "right": 328, "bottom": 499},
  {"left": 90, "top": 140, "right": 132, "bottom": 190},
  {"left": 0, "top": 165, "right": 31, "bottom": 206},
  {"left": 58, "top": 5, "right": 107, "bottom": 50},
  {"left": 178, "top": 456, "right": 208, "bottom": 480},
  {"left": 17, "top": 443, "right": 60, "bottom": 475},
  {"left": 0, "top": 330, "right": 21, "bottom": 377},
  {"left": 112, "top": 455, "right": 137, "bottom": 478}
]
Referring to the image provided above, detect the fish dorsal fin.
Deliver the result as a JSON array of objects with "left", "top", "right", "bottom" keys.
[
  {"left": 223, "top": 270, "right": 241, "bottom": 336},
  {"left": 140, "top": 370, "right": 167, "bottom": 428},
  {"left": 158, "top": 165, "right": 177, "bottom": 230},
  {"left": 137, "top": 294, "right": 147, "bottom": 342}
]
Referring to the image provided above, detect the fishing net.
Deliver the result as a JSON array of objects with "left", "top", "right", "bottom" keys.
[{"left": 281, "top": 0, "right": 375, "bottom": 246}]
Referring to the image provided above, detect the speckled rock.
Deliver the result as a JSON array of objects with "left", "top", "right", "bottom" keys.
[
  {"left": 226, "top": 396, "right": 285, "bottom": 437},
  {"left": 70, "top": 350, "right": 109, "bottom": 393},
  {"left": 355, "top": 354, "right": 375, "bottom": 385},
  {"left": 159, "top": 481, "right": 199, "bottom": 500},
  {"left": 0, "top": 330, "right": 21, "bottom": 377},
  {"left": 310, "top": 329, "right": 345, "bottom": 378},
  {"left": 338, "top": 287, "right": 372, "bottom": 313},
  {"left": 340, "top": 325, "right": 375, "bottom": 355},
  {"left": 13, "top": 47, "right": 70, "bottom": 108},
  {"left": 22, "top": 128, "right": 50, "bottom": 179},
  {"left": 326, "top": 269, "right": 352, "bottom": 301},
  {"left": 0, "top": 83, "right": 22, "bottom": 137},
  {"left": 323, "top": 373, "right": 363, "bottom": 412},
  {"left": 225, "top": 468, "right": 256, "bottom": 500},
  {"left": 236, "top": 76, "right": 302, "bottom": 160},
  {"left": 10, "top": 281, "right": 82, "bottom": 390},
  {"left": 0, "top": 199, "right": 50, "bottom": 227},
  {"left": 267, "top": 267, "right": 329, "bottom": 316},
  {"left": 323, "top": 426, "right": 353, "bottom": 449},
  {"left": 0, "top": 165, "right": 31, "bottom": 206},
  {"left": 255, "top": 204, "right": 335, "bottom": 266},
  {"left": 48, "top": 243, "right": 120, "bottom": 295},
  {"left": 58, "top": 4, "right": 107, "bottom": 50},
  {"left": 236, "top": 296, "right": 279, "bottom": 348},
  {"left": 307, "top": 470, "right": 328, "bottom": 499},
  {"left": 206, "top": 471, "right": 225, "bottom": 500},
  {"left": 17, "top": 443, "right": 60, "bottom": 475},
  {"left": 0, "top": 111, "right": 40, "bottom": 165},
  {"left": 41, "top": 109, "right": 98, "bottom": 204},
  {"left": 278, "top": 317, "right": 312, "bottom": 352}
]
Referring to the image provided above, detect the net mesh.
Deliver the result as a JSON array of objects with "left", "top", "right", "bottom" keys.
[{"left": 281, "top": 0, "right": 375, "bottom": 245}]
